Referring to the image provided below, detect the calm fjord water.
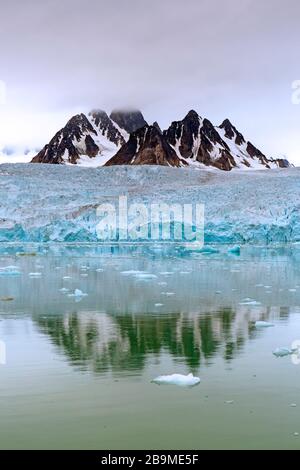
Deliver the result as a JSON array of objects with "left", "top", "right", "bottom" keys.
[{"left": 0, "top": 244, "right": 300, "bottom": 449}]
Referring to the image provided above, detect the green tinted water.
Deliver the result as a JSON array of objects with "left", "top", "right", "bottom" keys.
[{"left": 0, "top": 245, "right": 300, "bottom": 449}]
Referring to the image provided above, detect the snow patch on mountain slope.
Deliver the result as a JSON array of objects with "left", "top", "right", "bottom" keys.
[{"left": 216, "top": 126, "right": 277, "bottom": 170}]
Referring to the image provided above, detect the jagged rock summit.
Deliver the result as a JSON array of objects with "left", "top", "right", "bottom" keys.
[
  {"left": 31, "top": 114, "right": 99, "bottom": 164},
  {"left": 105, "top": 124, "right": 185, "bottom": 167},
  {"left": 32, "top": 109, "right": 148, "bottom": 166},
  {"left": 31, "top": 108, "right": 290, "bottom": 170},
  {"left": 109, "top": 109, "right": 147, "bottom": 134}
]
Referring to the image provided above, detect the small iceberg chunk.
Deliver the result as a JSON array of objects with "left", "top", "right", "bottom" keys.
[
  {"left": 134, "top": 273, "right": 157, "bottom": 280},
  {"left": 152, "top": 373, "right": 200, "bottom": 387},
  {"left": 120, "top": 270, "right": 146, "bottom": 276},
  {"left": 255, "top": 321, "right": 274, "bottom": 328},
  {"left": 0, "top": 266, "right": 21, "bottom": 276},
  {"left": 228, "top": 245, "right": 241, "bottom": 255},
  {"left": 68, "top": 289, "right": 88, "bottom": 298},
  {"left": 273, "top": 347, "right": 297, "bottom": 357},
  {"left": 198, "top": 246, "right": 219, "bottom": 254},
  {"left": 29, "top": 272, "right": 42, "bottom": 277},
  {"left": 240, "top": 300, "right": 261, "bottom": 306}
]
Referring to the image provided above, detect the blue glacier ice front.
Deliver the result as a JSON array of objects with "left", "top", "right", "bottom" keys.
[{"left": 0, "top": 164, "right": 299, "bottom": 244}]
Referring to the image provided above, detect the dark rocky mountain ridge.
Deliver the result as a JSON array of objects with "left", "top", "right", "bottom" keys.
[{"left": 31, "top": 108, "right": 291, "bottom": 170}]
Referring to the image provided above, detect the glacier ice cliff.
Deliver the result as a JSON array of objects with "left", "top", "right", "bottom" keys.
[{"left": 0, "top": 164, "right": 299, "bottom": 244}]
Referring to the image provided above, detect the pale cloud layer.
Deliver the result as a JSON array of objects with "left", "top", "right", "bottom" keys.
[{"left": 0, "top": 0, "right": 299, "bottom": 163}]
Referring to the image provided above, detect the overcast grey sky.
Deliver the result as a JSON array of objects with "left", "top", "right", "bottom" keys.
[{"left": 0, "top": 0, "right": 299, "bottom": 163}]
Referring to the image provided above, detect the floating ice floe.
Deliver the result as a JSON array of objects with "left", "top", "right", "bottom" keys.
[
  {"left": 240, "top": 299, "right": 261, "bottom": 306},
  {"left": 59, "top": 287, "right": 69, "bottom": 293},
  {"left": 255, "top": 321, "right": 274, "bottom": 328},
  {"left": 29, "top": 272, "right": 42, "bottom": 277},
  {"left": 68, "top": 289, "right": 88, "bottom": 298},
  {"left": 228, "top": 246, "right": 241, "bottom": 255},
  {"left": 0, "top": 266, "right": 21, "bottom": 276},
  {"left": 273, "top": 347, "right": 298, "bottom": 357},
  {"left": 120, "top": 270, "right": 147, "bottom": 276},
  {"left": 152, "top": 373, "right": 200, "bottom": 387},
  {"left": 155, "top": 303, "right": 164, "bottom": 307},
  {"left": 134, "top": 273, "right": 157, "bottom": 280},
  {"left": 63, "top": 276, "right": 72, "bottom": 280},
  {"left": 198, "top": 247, "right": 219, "bottom": 254}
]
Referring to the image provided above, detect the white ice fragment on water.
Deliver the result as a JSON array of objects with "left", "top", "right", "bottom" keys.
[
  {"left": 134, "top": 273, "right": 157, "bottom": 280},
  {"left": 157, "top": 282, "right": 167, "bottom": 286},
  {"left": 152, "top": 373, "right": 200, "bottom": 387},
  {"left": 63, "top": 276, "right": 72, "bottom": 280},
  {"left": 159, "top": 272, "right": 174, "bottom": 275},
  {"left": 155, "top": 303, "right": 164, "bottom": 307},
  {"left": 74, "top": 289, "right": 87, "bottom": 297},
  {"left": 59, "top": 288, "right": 69, "bottom": 293},
  {"left": 225, "top": 400, "right": 234, "bottom": 405},
  {"left": 81, "top": 273, "right": 88, "bottom": 277},
  {"left": 29, "top": 272, "right": 42, "bottom": 277},
  {"left": 0, "top": 266, "right": 21, "bottom": 276},
  {"left": 161, "top": 292, "right": 175, "bottom": 296},
  {"left": 255, "top": 321, "right": 274, "bottom": 328},
  {"left": 96, "top": 268, "right": 104, "bottom": 272},
  {"left": 289, "top": 289, "right": 297, "bottom": 292},
  {"left": 120, "top": 270, "right": 147, "bottom": 276},
  {"left": 179, "top": 271, "right": 191, "bottom": 274},
  {"left": 240, "top": 300, "right": 261, "bottom": 306},
  {"left": 290, "top": 404, "right": 297, "bottom": 407},
  {"left": 273, "top": 347, "right": 298, "bottom": 357},
  {"left": 68, "top": 289, "right": 88, "bottom": 298}
]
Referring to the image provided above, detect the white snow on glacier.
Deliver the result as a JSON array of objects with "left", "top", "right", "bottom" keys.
[{"left": 0, "top": 164, "right": 299, "bottom": 244}]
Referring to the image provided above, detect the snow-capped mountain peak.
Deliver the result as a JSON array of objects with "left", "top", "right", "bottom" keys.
[
  {"left": 32, "top": 109, "right": 148, "bottom": 166},
  {"left": 30, "top": 108, "right": 291, "bottom": 170},
  {"left": 219, "top": 118, "right": 246, "bottom": 146},
  {"left": 106, "top": 124, "right": 186, "bottom": 167}
]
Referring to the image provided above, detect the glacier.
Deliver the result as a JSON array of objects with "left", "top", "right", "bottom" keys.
[{"left": 0, "top": 163, "right": 299, "bottom": 244}]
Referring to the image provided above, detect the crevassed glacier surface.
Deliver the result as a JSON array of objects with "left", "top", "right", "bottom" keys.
[{"left": 0, "top": 164, "right": 299, "bottom": 244}]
